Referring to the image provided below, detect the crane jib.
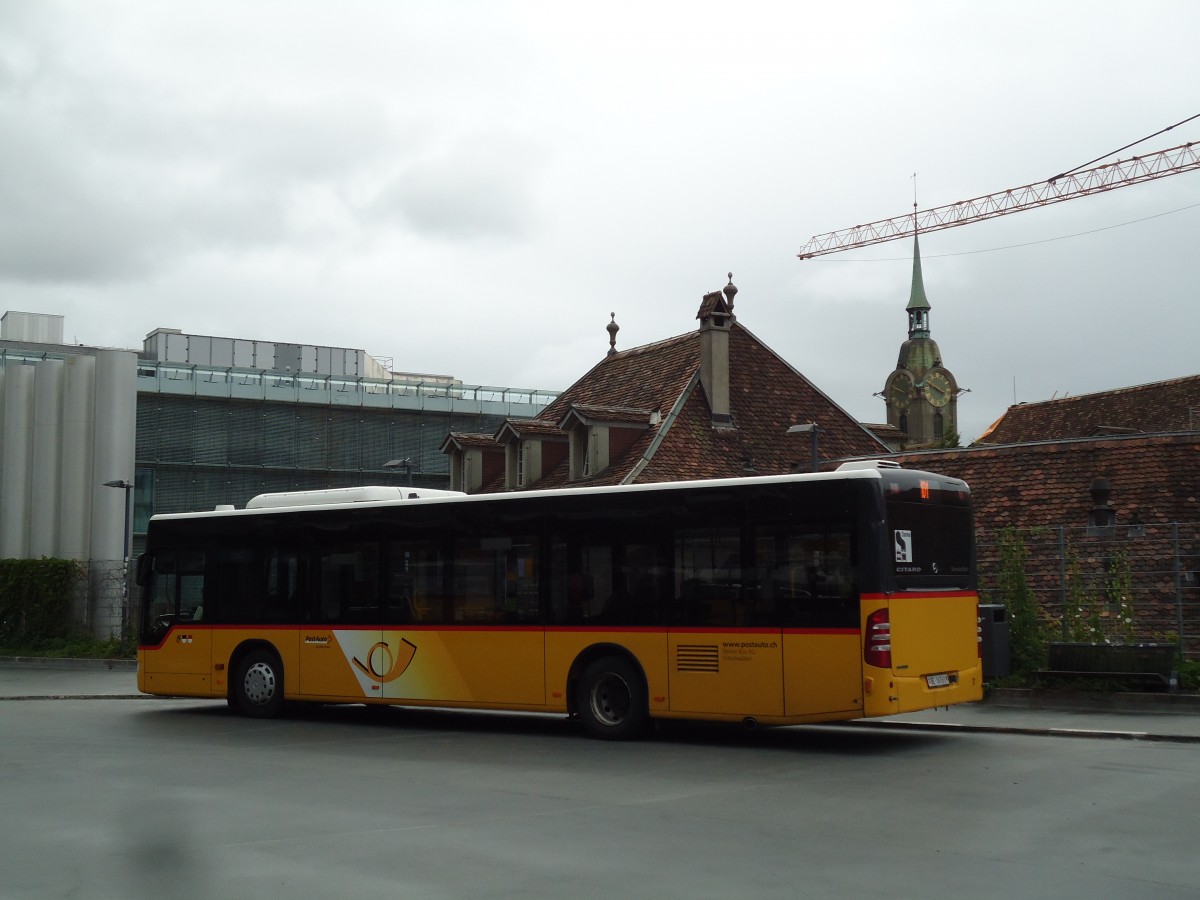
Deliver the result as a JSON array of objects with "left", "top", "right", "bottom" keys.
[{"left": 798, "top": 140, "right": 1200, "bottom": 259}]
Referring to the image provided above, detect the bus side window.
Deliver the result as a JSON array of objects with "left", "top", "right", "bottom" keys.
[
  {"left": 675, "top": 526, "right": 742, "bottom": 627},
  {"left": 313, "top": 543, "right": 379, "bottom": 624},
  {"left": 548, "top": 539, "right": 588, "bottom": 625},
  {"left": 259, "top": 548, "right": 300, "bottom": 623},
  {"left": 144, "top": 549, "right": 205, "bottom": 639},
  {"left": 383, "top": 539, "right": 446, "bottom": 624},
  {"left": 450, "top": 532, "right": 538, "bottom": 623},
  {"left": 206, "top": 545, "right": 257, "bottom": 623},
  {"left": 383, "top": 542, "right": 416, "bottom": 623},
  {"left": 750, "top": 524, "right": 857, "bottom": 628}
]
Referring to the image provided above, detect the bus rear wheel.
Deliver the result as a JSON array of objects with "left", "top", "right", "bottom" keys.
[
  {"left": 231, "top": 648, "right": 285, "bottom": 719},
  {"left": 578, "top": 656, "right": 648, "bottom": 740}
]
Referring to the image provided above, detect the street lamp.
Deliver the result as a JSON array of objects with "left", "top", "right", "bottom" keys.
[
  {"left": 787, "top": 423, "right": 822, "bottom": 473},
  {"left": 102, "top": 479, "right": 133, "bottom": 563},
  {"left": 383, "top": 457, "right": 416, "bottom": 486}
]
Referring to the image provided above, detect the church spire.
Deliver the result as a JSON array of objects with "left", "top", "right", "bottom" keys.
[
  {"left": 906, "top": 230, "right": 930, "bottom": 338},
  {"left": 881, "top": 210, "right": 960, "bottom": 449}
]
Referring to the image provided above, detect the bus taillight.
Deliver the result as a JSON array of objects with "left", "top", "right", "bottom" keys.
[{"left": 864, "top": 608, "right": 891, "bottom": 669}]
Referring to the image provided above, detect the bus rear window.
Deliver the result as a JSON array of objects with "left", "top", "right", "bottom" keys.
[{"left": 886, "top": 483, "right": 974, "bottom": 589}]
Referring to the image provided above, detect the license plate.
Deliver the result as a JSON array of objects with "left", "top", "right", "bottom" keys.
[{"left": 926, "top": 673, "right": 951, "bottom": 688}]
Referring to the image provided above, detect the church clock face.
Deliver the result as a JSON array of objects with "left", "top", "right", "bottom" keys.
[
  {"left": 886, "top": 371, "right": 914, "bottom": 409},
  {"left": 925, "top": 369, "right": 952, "bottom": 407}
]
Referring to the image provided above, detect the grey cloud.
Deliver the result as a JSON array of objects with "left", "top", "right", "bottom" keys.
[
  {"left": 367, "top": 134, "right": 544, "bottom": 241},
  {"left": 0, "top": 69, "right": 401, "bottom": 283}
]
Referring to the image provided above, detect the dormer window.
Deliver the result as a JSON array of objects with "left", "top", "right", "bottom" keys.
[
  {"left": 559, "top": 404, "right": 654, "bottom": 482},
  {"left": 569, "top": 425, "right": 592, "bottom": 481},
  {"left": 490, "top": 419, "right": 569, "bottom": 489},
  {"left": 564, "top": 417, "right": 604, "bottom": 482}
]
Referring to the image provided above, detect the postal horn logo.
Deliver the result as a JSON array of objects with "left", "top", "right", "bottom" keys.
[{"left": 351, "top": 638, "right": 418, "bottom": 683}]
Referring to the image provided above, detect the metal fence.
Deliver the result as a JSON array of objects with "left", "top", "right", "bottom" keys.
[{"left": 976, "top": 522, "right": 1200, "bottom": 661}]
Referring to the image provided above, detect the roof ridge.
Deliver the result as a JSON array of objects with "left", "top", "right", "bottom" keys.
[
  {"left": 569, "top": 401, "right": 657, "bottom": 413},
  {"left": 967, "top": 430, "right": 1200, "bottom": 453},
  {"left": 611, "top": 330, "right": 697, "bottom": 358},
  {"left": 1014, "top": 373, "right": 1200, "bottom": 408}
]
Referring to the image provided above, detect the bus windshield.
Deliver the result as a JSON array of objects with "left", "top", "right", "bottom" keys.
[{"left": 884, "top": 473, "right": 975, "bottom": 590}]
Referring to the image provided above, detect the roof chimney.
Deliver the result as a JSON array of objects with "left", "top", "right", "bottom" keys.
[
  {"left": 696, "top": 275, "right": 735, "bottom": 428},
  {"left": 722, "top": 272, "right": 737, "bottom": 315}
]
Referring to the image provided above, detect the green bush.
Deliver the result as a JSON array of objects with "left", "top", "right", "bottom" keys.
[
  {"left": 0, "top": 558, "right": 85, "bottom": 647},
  {"left": 985, "top": 528, "right": 1049, "bottom": 676},
  {"left": 2, "top": 635, "right": 136, "bottom": 659},
  {"left": 1179, "top": 659, "right": 1200, "bottom": 693}
]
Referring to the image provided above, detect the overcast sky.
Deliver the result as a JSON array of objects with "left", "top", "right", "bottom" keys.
[{"left": 3, "top": 0, "right": 1198, "bottom": 443}]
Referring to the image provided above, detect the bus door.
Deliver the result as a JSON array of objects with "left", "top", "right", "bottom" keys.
[
  {"left": 139, "top": 548, "right": 213, "bottom": 697},
  {"left": 300, "top": 538, "right": 382, "bottom": 700},
  {"left": 765, "top": 523, "right": 864, "bottom": 718},
  {"left": 668, "top": 521, "right": 784, "bottom": 718},
  {"left": 378, "top": 537, "right": 453, "bottom": 704}
]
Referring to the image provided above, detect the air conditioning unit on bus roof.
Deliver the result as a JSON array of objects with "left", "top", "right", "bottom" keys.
[
  {"left": 836, "top": 460, "right": 901, "bottom": 471},
  {"left": 245, "top": 486, "right": 464, "bottom": 509}
]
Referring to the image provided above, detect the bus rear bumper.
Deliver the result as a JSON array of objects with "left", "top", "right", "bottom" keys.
[{"left": 863, "top": 661, "right": 984, "bottom": 716}]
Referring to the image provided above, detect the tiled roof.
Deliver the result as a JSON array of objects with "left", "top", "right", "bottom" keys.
[
  {"left": 863, "top": 422, "right": 906, "bottom": 439},
  {"left": 639, "top": 324, "right": 887, "bottom": 480},
  {"left": 447, "top": 292, "right": 896, "bottom": 493},
  {"left": 440, "top": 431, "right": 499, "bottom": 452},
  {"left": 695, "top": 290, "right": 731, "bottom": 321},
  {"left": 537, "top": 332, "right": 700, "bottom": 425},
  {"left": 559, "top": 404, "right": 656, "bottom": 426},
  {"left": 976, "top": 375, "right": 1200, "bottom": 444},
  {"left": 514, "top": 321, "right": 887, "bottom": 489},
  {"left": 495, "top": 418, "right": 567, "bottom": 441},
  {"left": 878, "top": 433, "right": 1200, "bottom": 531}
]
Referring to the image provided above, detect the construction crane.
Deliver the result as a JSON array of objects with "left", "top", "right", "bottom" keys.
[{"left": 797, "top": 140, "right": 1200, "bottom": 259}]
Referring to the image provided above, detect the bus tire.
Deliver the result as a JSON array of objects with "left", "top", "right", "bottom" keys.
[
  {"left": 577, "top": 656, "right": 648, "bottom": 740},
  {"left": 231, "top": 648, "right": 285, "bottom": 719}
]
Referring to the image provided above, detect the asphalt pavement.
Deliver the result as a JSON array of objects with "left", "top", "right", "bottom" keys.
[{"left": 3, "top": 656, "right": 1199, "bottom": 742}]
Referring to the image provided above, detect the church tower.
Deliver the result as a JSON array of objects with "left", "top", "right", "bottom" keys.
[{"left": 881, "top": 233, "right": 959, "bottom": 447}]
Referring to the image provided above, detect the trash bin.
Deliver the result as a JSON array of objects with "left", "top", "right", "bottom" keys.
[{"left": 977, "top": 604, "right": 1011, "bottom": 679}]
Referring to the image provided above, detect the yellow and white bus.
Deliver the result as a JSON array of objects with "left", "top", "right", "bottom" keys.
[{"left": 137, "top": 461, "right": 982, "bottom": 739}]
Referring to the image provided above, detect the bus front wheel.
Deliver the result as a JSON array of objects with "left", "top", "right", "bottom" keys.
[
  {"left": 231, "top": 648, "right": 285, "bottom": 719},
  {"left": 577, "top": 656, "right": 648, "bottom": 740}
]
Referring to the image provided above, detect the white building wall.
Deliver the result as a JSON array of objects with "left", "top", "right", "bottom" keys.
[
  {"left": 0, "top": 343, "right": 134, "bottom": 638},
  {"left": 89, "top": 349, "right": 137, "bottom": 562},
  {"left": 0, "top": 364, "right": 35, "bottom": 558},
  {"left": 0, "top": 369, "right": 5, "bottom": 537},
  {"left": 59, "top": 355, "right": 97, "bottom": 561},
  {"left": 29, "top": 358, "right": 64, "bottom": 557},
  {"left": 1, "top": 311, "right": 64, "bottom": 343},
  {"left": 88, "top": 349, "right": 137, "bottom": 638}
]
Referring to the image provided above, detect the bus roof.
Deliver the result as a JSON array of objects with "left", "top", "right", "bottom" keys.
[
  {"left": 244, "top": 486, "right": 464, "bottom": 509},
  {"left": 148, "top": 460, "right": 942, "bottom": 523}
]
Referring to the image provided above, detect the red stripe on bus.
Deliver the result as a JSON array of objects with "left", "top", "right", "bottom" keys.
[{"left": 862, "top": 591, "right": 978, "bottom": 600}]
